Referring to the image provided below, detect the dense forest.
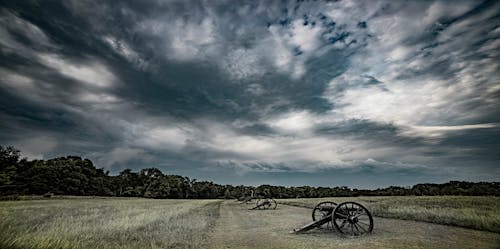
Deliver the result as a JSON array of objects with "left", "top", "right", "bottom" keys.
[{"left": 1, "top": 146, "right": 499, "bottom": 198}]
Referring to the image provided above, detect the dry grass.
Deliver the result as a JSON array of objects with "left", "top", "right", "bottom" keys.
[
  {"left": 0, "top": 196, "right": 498, "bottom": 249},
  {"left": 0, "top": 198, "right": 221, "bottom": 249},
  {"left": 278, "top": 196, "right": 500, "bottom": 233}
]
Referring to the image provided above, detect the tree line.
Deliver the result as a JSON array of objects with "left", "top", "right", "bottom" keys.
[{"left": 1, "top": 145, "right": 499, "bottom": 198}]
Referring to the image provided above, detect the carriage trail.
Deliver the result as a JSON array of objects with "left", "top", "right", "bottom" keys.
[{"left": 205, "top": 200, "right": 500, "bottom": 249}]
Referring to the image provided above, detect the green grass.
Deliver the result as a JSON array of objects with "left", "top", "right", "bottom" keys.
[
  {"left": 278, "top": 196, "right": 500, "bottom": 233},
  {"left": 0, "top": 198, "right": 221, "bottom": 249}
]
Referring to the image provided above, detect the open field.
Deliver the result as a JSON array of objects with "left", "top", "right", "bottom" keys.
[
  {"left": 0, "top": 197, "right": 499, "bottom": 249},
  {"left": 278, "top": 196, "right": 500, "bottom": 233},
  {"left": 0, "top": 198, "right": 220, "bottom": 249}
]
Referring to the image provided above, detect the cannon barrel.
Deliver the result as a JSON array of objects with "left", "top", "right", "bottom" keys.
[
  {"left": 250, "top": 198, "right": 277, "bottom": 210},
  {"left": 251, "top": 201, "right": 269, "bottom": 210},
  {"left": 291, "top": 215, "right": 332, "bottom": 233}
]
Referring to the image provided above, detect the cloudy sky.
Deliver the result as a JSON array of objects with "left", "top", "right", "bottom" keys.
[{"left": 1, "top": 0, "right": 499, "bottom": 188}]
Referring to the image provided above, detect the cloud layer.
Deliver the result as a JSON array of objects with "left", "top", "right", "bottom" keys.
[{"left": 1, "top": 0, "right": 499, "bottom": 187}]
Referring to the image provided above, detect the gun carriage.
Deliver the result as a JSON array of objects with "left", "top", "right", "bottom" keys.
[
  {"left": 292, "top": 201, "right": 373, "bottom": 236},
  {"left": 250, "top": 198, "right": 277, "bottom": 210}
]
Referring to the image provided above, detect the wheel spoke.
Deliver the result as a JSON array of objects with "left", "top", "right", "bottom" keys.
[
  {"left": 356, "top": 222, "right": 369, "bottom": 233},
  {"left": 357, "top": 220, "right": 371, "bottom": 226},
  {"left": 354, "top": 211, "right": 366, "bottom": 218},
  {"left": 357, "top": 213, "right": 369, "bottom": 219},
  {"left": 339, "top": 219, "right": 348, "bottom": 229},
  {"left": 353, "top": 207, "right": 364, "bottom": 216},
  {"left": 336, "top": 212, "right": 348, "bottom": 218},
  {"left": 340, "top": 206, "right": 349, "bottom": 216},
  {"left": 357, "top": 218, "right": 369, "bottom": 223},
  {"left": 353, "top": 222, "right": 361, "bottom": 234}
]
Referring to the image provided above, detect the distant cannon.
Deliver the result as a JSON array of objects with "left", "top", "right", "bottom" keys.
[
  {"left": 250, "top": 198, "right": 277, "bottom": 210},
  {"left": 292, "top": 201, "right": 373, "bottom": 236}
]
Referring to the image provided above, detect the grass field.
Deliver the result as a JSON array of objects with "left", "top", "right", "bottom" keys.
[
  {"left": 0, "top": 196, "right": 499, "bottom": 249},
  {"left": 0, "top": 198, "right": 221, "bottom": 249},
  {"left": 278, "top": 196, "right": 500, "bottom": 233}
]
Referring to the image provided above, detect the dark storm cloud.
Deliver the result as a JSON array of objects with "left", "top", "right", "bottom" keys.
[
  {"left": 0, "top": 0, "right": 499, "bottom": 187},
  {"left": 0, "top": 1, "right": 344, "bottom": 120},
  {"left": 315, "top": 119, "right": 400, "bottom": 140}
]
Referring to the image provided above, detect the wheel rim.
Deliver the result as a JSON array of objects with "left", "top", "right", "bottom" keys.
[
  {"left": 333, "top": 202, "right": 373, "bottom": 236},
  {"left": 270, "top": 199, "right": 277, "bottom": 209},
  {"left": 312, "top": 201, "right": 337, "bottom": 229},
  {"left": 256, "top": 199, "right": 264, "bottom": 209}
]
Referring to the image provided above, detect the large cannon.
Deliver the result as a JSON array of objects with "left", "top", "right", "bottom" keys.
[
  {"left": 250, "top": 198, "right": 277, "bottom": 210},
  {"left": 292, "top": 201, "right": 373, "bottom": 236}
]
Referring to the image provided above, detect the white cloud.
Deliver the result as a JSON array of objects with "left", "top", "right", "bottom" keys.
[
  {"left": 403, "top": 123, "right": 500, "bottom": 138},
  {"left": 266, "top": 110, "right": 316, "bottom": 133},
  {"left": 289, "top": 19, "right": 322, "bottom": 53},
  {"left": 268, "top": 25, "right": 294, "bottom": 73},
  {"left": 245, "top": 84, "right": 265, "bottom": 95},
  {"left": 423, "top": 1, "right": 474, "bottom": 26},
  {"left": 139, "top": 17, "right": 217, "bottom": 61},
  {"left": 222, "top": 48, "right": 265, "bottom": 80},
  {"left": 0, "top": 68, "right": 68, "bottom": 108},
  {"left": 322, "top": 1, "right": 499, "bottom": 129},
  {"left": 265, "top": 17, "right": 331, "bottom": 78},
  {"left": 77, "top": 92, "right": 122, "bottom": 109},
  {"left": 175, "top": 119, "right": 415, "bottom": 173},
  {"left": 0, "top": 68, "right": 36, "bottom": 92},
  {"left": 1, "top": 67, "right": 123, "bottom": 115},
  {"left": 38, "top": 53, "right": 117, "bottom": 88},
  {"left": 211, "top": 133, "right": 278, "bottom": 156},
  {"left": 0, "top": 10, "right": 53, "bottom": 55},
  {"left": 103, "top": 36, "right": 148, "bottom": 70},
  {"left": 120, "top": 121, "right": 191, "bottom": 151}
]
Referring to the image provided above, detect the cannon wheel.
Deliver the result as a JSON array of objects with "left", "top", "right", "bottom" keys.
[
  {"left": 333, "top": 202, "right": 373, "bottom": 236},
  {"left": 255, "top": 198, "right": 277, "bottom": 209},
  {"left": 312, "top": 201, "right": 337, "bottom": 229}
]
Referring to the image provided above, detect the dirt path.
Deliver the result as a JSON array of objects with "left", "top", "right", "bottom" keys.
[{"left": 206, "top": 201, "right": 500, "bottom": 249}]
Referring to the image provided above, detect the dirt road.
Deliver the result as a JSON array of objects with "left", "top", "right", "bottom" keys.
[{"left": 206, "top": 201, "right": 500, "bottom": 249}]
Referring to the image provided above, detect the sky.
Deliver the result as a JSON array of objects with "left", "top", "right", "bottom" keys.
[{"left": 0, "top": 0, "right": 499, "bottom": 188}]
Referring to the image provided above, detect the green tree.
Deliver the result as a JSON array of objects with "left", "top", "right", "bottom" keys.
[{"left": 0, "top": 146, "right": 20, "bottom": 170}]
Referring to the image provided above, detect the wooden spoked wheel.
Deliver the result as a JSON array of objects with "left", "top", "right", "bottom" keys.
[
  {"left": 312, "top": 201, "right": 337, "bottom": 229},
  {"left": 256, "top": 198, "right": 277, "bottom": 209},
  {"left": 333, "top": 202, "right": 373, "bottom": 236}
]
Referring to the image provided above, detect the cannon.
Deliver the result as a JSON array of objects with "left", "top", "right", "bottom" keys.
[
  {"left": 292, "top": 201, "right": 373, "bottom": 236},
  {"left": 250, "top": 198, "right": 277, "bottom": 210}
]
